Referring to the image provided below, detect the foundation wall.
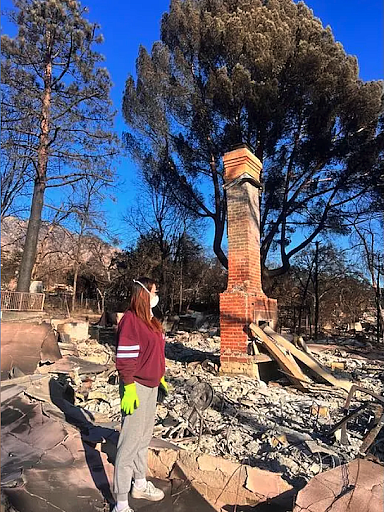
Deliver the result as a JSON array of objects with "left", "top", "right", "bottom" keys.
[{"left": 220, "top": 290, "right": 277, "bottom": 376}]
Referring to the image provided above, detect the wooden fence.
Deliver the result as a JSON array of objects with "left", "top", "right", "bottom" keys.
[{"left": 1, "top": 291, "right": 45, "bottom": 311}]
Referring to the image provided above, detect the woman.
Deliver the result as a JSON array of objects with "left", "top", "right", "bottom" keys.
[{"left": 113, "top": 277, "right": 167, "bottom": 512}]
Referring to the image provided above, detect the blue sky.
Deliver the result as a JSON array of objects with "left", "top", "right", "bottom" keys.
[
  {"left": 87, "top": 0, "right": 384, "bottom": 248},
  {"left": 2, "top": 0, "right": 383, "bottom": 251}
]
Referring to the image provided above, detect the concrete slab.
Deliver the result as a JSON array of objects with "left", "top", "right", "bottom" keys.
[
  {"left": 130, "top": 478, "right": 216, "bottom": 511},
  {"left": 1, "top": 322, "right": 61, "bottom": 380},
  {"left": 4, "top": 468, "right": 108, "bottom": 512},
  {"left": 0, "top": 383, "right": 25, "bottom": 403},
  {"left": 52, "top": 319, "right": 90, "bottom": 341},
  {"left": 5, "top": 476, "right": 216, "bottom": 512},
  {"left": 1, "top": 393, "right": 216, "bottom": 512},
  {"left": 1, "top": 386, "right": 292, "bottom": 512},
  {"left": 1, "top": 311, "right": 48, "bottom": 323},
  {"left": 150, "top": 449, "right": 292, "bottom": 510},
  {"left": 41, "top": 355, "right": 108, "bottom": 375},
  {"left": 293, "top": 458, "right": 384, "bottom": 512}
]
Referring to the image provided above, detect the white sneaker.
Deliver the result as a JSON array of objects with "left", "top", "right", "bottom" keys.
[
  {"left": 111, "top": 506, "right": 134, "bottom": 512},
  {"left": 131, "top": 480, "right": 165, "bottom": 501}
]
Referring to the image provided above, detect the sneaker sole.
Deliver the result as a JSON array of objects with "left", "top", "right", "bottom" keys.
[{"left": 131, "top": 489, "right": 165, "bottom": 501}]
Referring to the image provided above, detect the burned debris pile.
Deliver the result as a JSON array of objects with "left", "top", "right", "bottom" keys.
[
  {"left": 161, "top": 329, "right": 384, "bottom": 487},
  {"left": 1, "top": 318, "right": 384, "bottom": 511}
]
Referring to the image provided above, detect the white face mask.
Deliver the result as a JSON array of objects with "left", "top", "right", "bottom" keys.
[
  {"left": 150, "top": 295, "right": 159, "bottom": 309},
  {"left": 133, "top": 279, "right": 159, "bottom": 309}
]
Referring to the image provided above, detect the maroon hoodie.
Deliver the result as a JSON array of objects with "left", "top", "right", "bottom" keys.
[{"left": 116, "top": 310, "right": 165, "bottom": 387}]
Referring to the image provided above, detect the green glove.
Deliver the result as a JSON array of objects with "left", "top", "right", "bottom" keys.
[
  {"left": 159, "top": 376, "right": 168, "bottom": 395},
  {"left": 121, "top": 383, "right": 140, "bottom": 415}
]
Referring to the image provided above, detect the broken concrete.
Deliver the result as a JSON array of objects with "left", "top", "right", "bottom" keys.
[
  {"left": 1, "top": 322, "right": 61, "bottom": 379},
  {"left": 293, "top": 459, "right": 384, "bottom": 512},
  {"left": 2, "top": 317, "right": 383, "bottom": 512},
  {"left": 1, "top": 310, "right": 48, "bottom": 323},
  {"left": 51, "top": 318, "right": 90, "bottom": 342},
  {"left": 147, "top": 449, "right": 292, "bottom": 510},
  {"left": 38, "top": 355, "right": 108, "bottom": 376}
]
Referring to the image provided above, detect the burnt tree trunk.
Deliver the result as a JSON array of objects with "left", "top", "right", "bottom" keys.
[
  {"left": 377, "top": 256, "right": 382, "bottom": 343},
  {"left": 314, "top": 241, "right": 320, "bottom": 340},
  {"left": 212, "top": 158, "right": 228, "bottom": 269},
  {"left": 213, "top": 214, "right": 228, "bottom": 269},
  {"left": 17, "top": 180, "right": 46, "bottom": 292},
  {"left": 71, "top": 261, "right": 80, "bottom": 312},
  {"left": 298, "top": 258, "right": 315, "bottom": 335},
  {"left": 72, "top": 225, "right": 85, "bottom": 312},
  {"left": 17, "top": 38, "right": 52, "bottom": 292}
]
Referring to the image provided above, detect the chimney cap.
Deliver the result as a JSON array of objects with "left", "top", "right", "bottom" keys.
[{"left": 230, "top": 142, "right": 255, "bottom": 153}]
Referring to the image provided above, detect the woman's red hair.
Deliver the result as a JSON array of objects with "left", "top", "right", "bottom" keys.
[{"left": 129, "top": 277, "right": 163, "bottom": 332}]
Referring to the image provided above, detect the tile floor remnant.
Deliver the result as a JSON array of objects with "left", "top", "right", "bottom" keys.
[
  {"left": 293, "top": 459, "right": 384, "bottom": 512},
  {"left": 1, "top": 322, "right": 61, "bottom": 379},
  {"left": 129, "top": 478, "right": 217, "bottom": 512},
  {"left": 1, "top": 391, "right": 117, "bottom": 512}
]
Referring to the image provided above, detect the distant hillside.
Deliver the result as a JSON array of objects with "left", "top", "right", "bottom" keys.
[
  {"left": 1, "top": 216, "right": 118, "bottom": 289},
  {"left": 1, "top": 217, "right": 29, "bottom": 251}
]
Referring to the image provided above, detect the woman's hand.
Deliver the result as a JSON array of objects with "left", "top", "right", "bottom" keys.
[
  {"left": 159, "top": 376, "right": 168, "bottom": 395},
  {"left": 121, "top": 383, "right": 140, "bottom": 414}
]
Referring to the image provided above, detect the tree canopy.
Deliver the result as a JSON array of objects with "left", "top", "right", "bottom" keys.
[
  {"left": 123, "top": 0, "right": 383, "bottom": 276},
  {"left": 1, "top": 0, "right": 118, "bottom": 290},
  {"left": 268, "top": 242, "right": 375, "bottom": 332}
]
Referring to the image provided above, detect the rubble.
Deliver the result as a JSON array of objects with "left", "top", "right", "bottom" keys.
[
  {"left": 1, "top": 319, "right": 384, "bottom": 511},
  {"left": 308, "top": 342, "right": 384, "bottom": 395},
  {"left": 251, "top": 324, "right": 309, "bottom": 389},
  {"left": 38, "top": 354, "right": 109, "bottom": 375},
  {"left": 160, "top": 330, "right": 384, "bottom": 487},
  {"left": 259, "top": 325, "right": 353, "bottom": 392},
  {"left": 148, "top": 449, "right": 293, "bottom": 509},
  {"left": 52, "top": 318, "right": 90, "bottom": 342}
]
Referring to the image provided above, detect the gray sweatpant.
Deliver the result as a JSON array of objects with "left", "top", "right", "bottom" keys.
[{"left": 113, "top": 382, "right": 158, "bottom": 501}]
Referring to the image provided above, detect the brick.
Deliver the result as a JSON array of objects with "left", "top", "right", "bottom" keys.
[{"left": 220, "top": 147, "right": 278, "bottom": 368}]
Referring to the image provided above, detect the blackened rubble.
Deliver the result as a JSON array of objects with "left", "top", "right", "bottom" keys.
[
  {"left": 159, "top": 330, "right": 384, "bottom": 486},
  {"left": 43, "top": 329, "right": 384, "bottom": 487},
  {"left": 1, "top": 321, "right": 384, "bottom": 511}
]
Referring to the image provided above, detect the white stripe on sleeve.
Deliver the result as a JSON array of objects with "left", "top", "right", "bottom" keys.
[
  {"left": 116, "top": 352, "right": 139, "bottom": 358},
  {"left": 117, "top": 345, "right": 140, "bottom": 351}
]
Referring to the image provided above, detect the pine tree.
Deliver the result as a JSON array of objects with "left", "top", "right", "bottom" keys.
[
  {"left": 123, "top": 0, "right": 383, "bottom": 275},
  {"left": 1, "top": 0, "right": 118, "bottom": 291}
]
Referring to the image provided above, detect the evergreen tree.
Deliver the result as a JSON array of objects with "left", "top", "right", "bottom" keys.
[
  {"left": 1, "top": 0, "right": 118, "bottom": 291},
  {"left": 123, "top": 0, "right": 383, "bottom": 276}
]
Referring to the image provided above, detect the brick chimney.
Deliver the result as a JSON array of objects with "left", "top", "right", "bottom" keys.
[{"left": 220, "top": 144, "right": 278, "bottom": 377}]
